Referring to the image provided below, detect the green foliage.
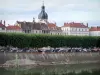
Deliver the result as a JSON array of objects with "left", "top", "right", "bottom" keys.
[{"left": 0, "top": 32, "right": 100, "bottom": 48}]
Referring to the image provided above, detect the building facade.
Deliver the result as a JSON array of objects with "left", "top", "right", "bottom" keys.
[
  {"left": 89, "top": 27, "right": 100, "bottom": 36},
  {"left": 61, "top": 22, "right": 89, "bottom": 36},
  {"left": 14, "top": 2, "right": 62, "bottom": 35},
  {"left": 6, "top": 25, "right": 22, "bottom": 33}
]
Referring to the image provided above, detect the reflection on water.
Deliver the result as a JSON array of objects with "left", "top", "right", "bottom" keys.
[{"left": 0, "top": 63, "right": 100, "bottom": 75}]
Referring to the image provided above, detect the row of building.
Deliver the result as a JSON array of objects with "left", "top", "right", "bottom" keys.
[
  {"left": 0, "top": 20, "right": 100, "bottom": 36},
  {"left": 0, "top": 3, "right": 100, "bottom": 36}
]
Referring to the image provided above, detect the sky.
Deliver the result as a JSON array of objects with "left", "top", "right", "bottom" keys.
[{"left": 0, "top": 0, "right": 100, "bottom": 27}]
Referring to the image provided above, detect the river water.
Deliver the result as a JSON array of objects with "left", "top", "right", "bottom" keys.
[{"left": 0, "top": 63, "right": 100, "bottom": 75}]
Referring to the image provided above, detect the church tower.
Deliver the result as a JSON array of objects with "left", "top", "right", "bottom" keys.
[{"left": 38, "top": 1, "right": 48, "bottom": 23}]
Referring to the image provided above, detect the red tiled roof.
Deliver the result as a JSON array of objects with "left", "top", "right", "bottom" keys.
[
  {"left": 89, "top": 27, "right": 100, "bottom": 31},
  {"left": 62, "top": 22, "right": 88, "bottom": 28},
  {"left": 0, "top": 23, "right": 5, "bottom": 27},
  {"left": 48, "top": 23, "right": 56, "bottom": 28},
  {"left": 6, "top": 25, "right": 21, "bottom": 30}
]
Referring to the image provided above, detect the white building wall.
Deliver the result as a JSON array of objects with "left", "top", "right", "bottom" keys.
[
  {"left": 31, "top": 30, "right": 42, "bottom": 34},
  {"left": 89, "top": 31, "right": 100, "bottom": 36},
  {"left": 61, "top": 27, "right": 89, "bottom": 36},
  {"left": 0, "top": 27, "right": 6, "bottom": 32},
  {"left": 0, "top": 30, "right": 6, "bottom": 32},
  {"left": 50, "top": 30, "right": 62, "bottom": 35},
  {"left": 6, "top": 30, "right": 22, "bottom": 33}
]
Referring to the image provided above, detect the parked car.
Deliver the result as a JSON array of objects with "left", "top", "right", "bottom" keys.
[
  {"left": 37, "top": 50, "right": 43, "bottom": 53},
  {"left": 45, "top": 50, "right": 52, "bottom": 53},
  {"left": 58, "top": 50, "right": 67, "bottom": 53},
  {"left": 53, "top": 49, "right": 60, "bottom": 52}
]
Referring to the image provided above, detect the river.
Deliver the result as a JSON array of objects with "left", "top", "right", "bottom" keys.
[{"left": 0, "top": 63, "right": 100, "bottom": 75}]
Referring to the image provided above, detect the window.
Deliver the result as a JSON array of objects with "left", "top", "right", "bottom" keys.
[
  {"left": 28, "top": 30, "right": 29, "bottom": 33},
  {"left": 86, "top": 29, "right": 88, "bottom": 31},
  {"left": 25, "top": 30, "right": 26, "bottom": 33},
  {"left": 71, "top": 28, "right": 73, "bottom": 31},
  {"left": 76, "top": 28, "right": 77, "bottom": 31},
  {"left": 2, "top": 28, "right": 5, "bottom": 30},
  {"left": 44, "top": 31, "right": 45, "bottom": 33},
  {"left": 42, "top": 30, "right": 44, "bottom": 33},
  {"left": 79, "top": 29, "right": 80, "bottom": 31}
]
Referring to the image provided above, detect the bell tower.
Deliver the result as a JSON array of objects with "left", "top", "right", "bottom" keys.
[{"left": 38, "top": 1, "right": 48, "bottom": 23}]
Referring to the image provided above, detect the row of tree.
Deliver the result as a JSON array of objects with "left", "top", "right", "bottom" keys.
[{"left": 0, "top": 32, "right": 100, "bottom": 48}]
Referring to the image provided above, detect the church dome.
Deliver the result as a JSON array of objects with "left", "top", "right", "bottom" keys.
[{"left": 38, "top": 4, "right": 48, "bottom": 20}]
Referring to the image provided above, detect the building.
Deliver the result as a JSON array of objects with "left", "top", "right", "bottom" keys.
[
  {"left": 89, "top": 26, "right": 100, "bottom": 36},
  {"left": 0, "top": 20, "right": 6, "bottom": 32},
  {"left": 61, "top": 22, "right": 89, "bottom": 36},
  {"left": 38, "top": 2, "right": 48, "bottom": 23},
  {"left": 6, "top": 25, "right": 22, "bottom": 33},
  {"left": 48, "top": 22, "right": 62, "bottom": 35},
  {"left": 14, "top": 2, "right": 62, "bottom": 35},
  {"left": 0, "top": 2, "right": 100, "bottom": 36}
]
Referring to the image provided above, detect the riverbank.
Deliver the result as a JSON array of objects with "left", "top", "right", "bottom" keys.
[{"left": 0, "top": 52, "right": 100, "bottom": 67}]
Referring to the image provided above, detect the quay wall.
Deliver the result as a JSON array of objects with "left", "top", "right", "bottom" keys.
[{"left": 0, "top": 52, "right": 100, "bottom": 65}]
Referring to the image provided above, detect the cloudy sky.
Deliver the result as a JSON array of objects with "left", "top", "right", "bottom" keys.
[{"left": 0, "top": 0, "right": 100, "bottom": 26}]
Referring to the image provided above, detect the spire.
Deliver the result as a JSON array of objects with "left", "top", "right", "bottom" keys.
[
  {"left": 38, "top": 0, "right": 48, "bottom": 21},
  {"left": 41, "top": 0, "right": 45, "bottom": 11},
  {"left": 42, "top": 0, "right": 44, "bottom": 6}
]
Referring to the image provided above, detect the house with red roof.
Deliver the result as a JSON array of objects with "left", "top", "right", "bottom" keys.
[
  {"left": 61, "top": 22, "right": 89, "bottom": 36},
  {"left": 48, "top": 23, "right": 57, "bottom": 30},
  {"left": 48, "top": 22, "right": 62, "bottom": 35},
  {"left": 6, "top": 25, "right": 22, "bottom": 33},
  {"left": 89, "top": 26, "right": 100, "bottom": 36}
]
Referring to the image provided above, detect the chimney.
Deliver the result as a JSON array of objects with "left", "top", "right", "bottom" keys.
[
  {"left": 0, "top": 20, "right": 2, "bottom": 24},
  {"left": 87, "top": 23, "right": 88, "bottom": 27},
  {"left": 81, "top": 23, "right": 83, "bottom": 25},
  {"left": 33, "top": 17, "right": 35, "bottom": 23},
  {"left": 64, "top": 22, "right": 66, "bottom": 26},
  {"left": 55, "top": 22, "right": 56, "bottom": 25},
  {"left": 4, "top": 20, "right": 5, "bottom": 26}
]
